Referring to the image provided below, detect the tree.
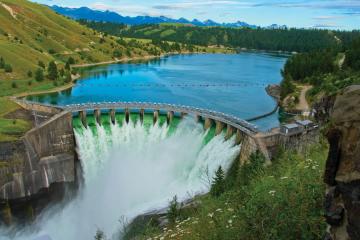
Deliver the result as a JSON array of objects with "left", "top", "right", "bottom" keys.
[
  {"left": 47, "top": 61, "right": 58, "bottom": 80},
  {"left": 65, "top": 61, "right": 71, "bottom": 71},
  {"left": 35, "top": 68, "right": 44, "bottom": 82},
  {"left": 113, "top": 49, "right": 122, "bottom": 58},
  {"left": 0, "top": 57, "right": 5, "bottom": 68},
  {"left": 64, "top": 71, "right": 72, "bottom": 83},
  {"left": 27, "top": 70, "right": 32, "bottom": 78},
  {"left": 167, "top": 195, "right": 180, "bottom": 225},
  {"left": 59, "top": 68, "right": 65, "bottom": 77},
  {"left": 67, "top": 57, "right": 75, "bottom": 65},
  {"left": 4, "top": 64, "right": 12, "bottom": 73},
  {"left": 38, "top": 60, "right": 45, "bottom": 69},
  {"left": 94, "top": 229, "right": 106, "bottom": 240},
  {"left": 210, "top": 166, "right": 225, "bottom": 197}
]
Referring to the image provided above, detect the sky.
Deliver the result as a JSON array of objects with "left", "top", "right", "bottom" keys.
[{"left": 31, "top": 0, "right": 360, "bottom": 30}]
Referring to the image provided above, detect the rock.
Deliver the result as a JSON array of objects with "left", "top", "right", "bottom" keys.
[
  {"left": 324, "top": 85, "right": 360, "bottom": 240},
  {"left": 266, "top": 84, "right": 281, "bottom": 102}
]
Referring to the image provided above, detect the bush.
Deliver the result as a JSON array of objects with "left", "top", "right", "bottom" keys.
[
  {"left": 64, "top": 71, "right": 72, "bottom": 83},
  {"left": 38, "top": 60, "right": 45, "bottom": 69},
  {"left": 4, "top": 64, "right": 12, "bottom": 73},
  {"left": 113, "top": 49, "right": 122, "bottom": 58},
  {"left": 27, "top": 80, "right": 32, "bottom": 86},
  {"left": 27, "top": 70, "right": 32, "bottom": 77},
  {"left": 11, "top": 82, "right": 17, "bottom": 88},
  {"left": 48, "top": 49, "right": 56, "bottom": 54},
  {"left": 35, "top": 68, "right": 44, "bottom": 82}
]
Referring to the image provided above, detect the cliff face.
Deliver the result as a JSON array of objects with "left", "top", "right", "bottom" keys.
[
  {"left": 324, "top": 85, "right": 360, "bottom": 240},
  {"left": 0, "top": 109, "right": 76, "bottom": 200}
]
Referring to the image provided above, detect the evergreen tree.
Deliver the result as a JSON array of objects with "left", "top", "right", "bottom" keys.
[
  {"left": 65, "top": 61, "right": 71, "bottom": 71},
  {"left": 38, "top": 60, "right": 45, "bottom": 69},
  {"left": 27, "top": 70, "right": 32, "bottom": 78},
  {"left": 210, "top": 166, "right": 225, "bottom": 197},
  {"left": 67, "top": 57, "right": 75, "bottom": 65},
  {"left": 35, "top": 68, "right": 44, "bottom": 82},
  {"left": 47, "top": 61, "right": 58, "bottom": 80},
  {"left": 94, "top": 229, "right": 106, "bottom": 240},
  {"left": 0, "top": 57, "right": 5, "bottom": 68},
  {"left": 64, "top": 71, "right": 72, "bottom": 83},
  {"left": 4, "top": 64, "right": 12, "bottom": 73},
  {"left": 167, "top": 195, "right": 180, "bottom": 225}
]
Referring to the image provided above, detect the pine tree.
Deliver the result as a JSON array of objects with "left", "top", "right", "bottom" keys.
[
  {"left": 35, "top": 68, "right": 44, "bottom": 82},
  {"left": 47, "top": 61, "right": 58, "bottom": 80},
  {"left": 167, "top": 195, "right": 180, "bottom": 225},
  {"left": 4, "top": 64, "right": 12, "bottom": 73},
  {"left": 27, "top": 70, "right": 32, "bottom": 78},
  {"left": 210, "top": 166, "right": 225, "bottom": 197},
  {"left": 64, "top": 71, "right": 72, "bottom": 83},
  {"left": 38, "top": 60, "right": 45, "bottom": 69},
  {"left": 94, "top": 229, "right": 106, "bottom": 240},
  {"left": 0, "top": 57, "right": 5, "bottom": 68}
]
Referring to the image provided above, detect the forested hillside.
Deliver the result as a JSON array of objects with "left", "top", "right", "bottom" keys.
[
  {"left": 117, "top": 24, "right": 360, "bottom": 52},
  {"left": 280, "top": 35, "right": 360, "bottom": 103}
]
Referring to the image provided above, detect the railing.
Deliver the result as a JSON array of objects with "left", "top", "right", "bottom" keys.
[{"left": 63, "top": 102, "right": 259, "bottom": 135}]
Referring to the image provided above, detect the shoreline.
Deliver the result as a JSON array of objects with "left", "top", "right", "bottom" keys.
[{"left": 13, "top": 51, "right": 232, "bottom": 99}]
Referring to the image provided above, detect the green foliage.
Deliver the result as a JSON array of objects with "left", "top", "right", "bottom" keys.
[
  {"left": 119, "top": 24, "right": 353, "bottom": 52},
  {"left": 67, "top": 57, "right": 75, "bottom": 65},
  {"left": 64, "top": 71, "right": 72, "bottom": 83},
  {"left": 11, "top": 82, "right": 17, "bottom": 88},
  {"left": 47, "top": 61, "right": 58, "bottom": 80},
  {"left": 94, "top": 229, "right": 106, "bottom": 240},
  {"left": 27, "top": 70, "right": 32, "bottom": 77},
  {"left": 35, "top": 68, "right": 44, "bottom": 82},
  {"left": 344, "top": 38, "right": 360, "bottom": 71},
  {"left": 0, "top": 57, "right": 4, "bottom": 68},
  {"left": 38, "top": 60, "right": 45, "bottom": 69},
  {"left": 167, "top": 195, "right": 180, "bottom": 225},
  {"left": 210, "top": 166, "right": 226, "bottom": 197},
  {"left": 113, "top": 49, "right": 122, "bottom": 58},
  {"left": 4, "top": 64, "right": 12, "bottom": 73},
  {"left": 131, "top": 143, "right": 328, "bottom": 240}
]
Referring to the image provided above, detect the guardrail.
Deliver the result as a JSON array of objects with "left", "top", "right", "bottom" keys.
[
  {"left": 13, "top": 99, "right": 259, "bottom": 135},
  {"left": 63, "top": 102, "right": 259, "bottom": 135}
]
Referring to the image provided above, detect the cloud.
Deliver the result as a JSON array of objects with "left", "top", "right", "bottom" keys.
[
  {"left": 312, "top": 23, "right": 342, "bottom": 29},
  {"left": 153, "top": 1, "right": 249, "bottom": 10},
  {"left": 312, "top": 15, "right": 341, "bottom": 20}
]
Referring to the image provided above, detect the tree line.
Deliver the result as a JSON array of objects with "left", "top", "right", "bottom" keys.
[{"left": 119, "top": 24, "right": 360, "bottom": 52}]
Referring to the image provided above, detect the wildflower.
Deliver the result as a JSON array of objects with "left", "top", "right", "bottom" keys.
[
  {"left": 216, "top": 208, "right": 222, "bottom": 212},
  {"left": 280, "top": 176, "right": 288, "bottom": 180},
  {"left": 227, "top": 208, "right": 234, "bottom": 212},
  {"left": 269, "top": 190, "right": 276, "bottom": 196},
  {"left": 208, "top": 212, "right": 214, "bottom": 218},
  {"left": 228, "top": 219, "right": 233, "bottom": 224}
]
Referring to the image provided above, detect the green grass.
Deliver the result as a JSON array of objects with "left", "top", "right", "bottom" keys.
[
  {"left": 125, "top": 141, "right": 328, "bottom": 240},
  {"left": 0, "top": 97, "right": 31, "bottom": 141}
]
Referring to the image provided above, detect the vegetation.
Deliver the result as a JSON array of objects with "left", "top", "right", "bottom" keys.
[
  {"left": 118, "top": 24, "right": 360, "bottom": 52},
  {"left": 280, "top": 36, "right": 360, "bottom": 103},
  {"left": 124, "top": 143, "right": 328, "bottom": 240}
]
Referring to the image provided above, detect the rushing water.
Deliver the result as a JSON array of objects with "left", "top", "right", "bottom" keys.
[
  {"left": 0, "top": 117, "right": 240, "bottom": 240},
  {"left": 28, "top": 53, "right": 288, "bottom": 130}
]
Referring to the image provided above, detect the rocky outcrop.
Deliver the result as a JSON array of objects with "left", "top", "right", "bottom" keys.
[
  {"left": 324, "top": 85, "right": 360, "bottom": 240},
  {"left": 0, "top": 109, "right": 76, "bottom": 200}
]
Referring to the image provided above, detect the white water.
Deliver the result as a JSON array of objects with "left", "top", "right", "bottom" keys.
[{"left": 1, "top": 117, "right": 240, "bottom": 240}]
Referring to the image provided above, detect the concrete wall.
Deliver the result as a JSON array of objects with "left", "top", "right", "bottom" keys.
[{"left": 0, "top": 110, "right": 76, "bottom": 200}]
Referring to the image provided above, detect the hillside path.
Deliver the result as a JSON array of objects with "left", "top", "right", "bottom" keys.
[{"left": 296, "top": 85, "right": 312, "bottom": 111}]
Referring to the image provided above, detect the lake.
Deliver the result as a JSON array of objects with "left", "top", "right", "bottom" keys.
[{"left": 27, "top": 53, "right": 288, "bottom": 130}]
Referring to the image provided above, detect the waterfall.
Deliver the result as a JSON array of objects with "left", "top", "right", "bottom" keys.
[{"left": 0, "top": 117, "right": 240, "bottom": 240}]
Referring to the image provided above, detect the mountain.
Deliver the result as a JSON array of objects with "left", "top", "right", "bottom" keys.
[{"left": 51, "top": 6, "right": 258, "bottom": 28}]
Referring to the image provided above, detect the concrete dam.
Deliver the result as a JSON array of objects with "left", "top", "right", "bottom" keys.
[{"left": 0, "top": 99, "right": 291, "bottom": 239}]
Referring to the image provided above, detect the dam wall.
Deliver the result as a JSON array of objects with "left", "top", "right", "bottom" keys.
[{"left": 0, "top": 109, "right": 76, "bottom": 201}]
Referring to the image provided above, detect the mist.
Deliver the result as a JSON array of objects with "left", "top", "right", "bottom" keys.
[{"left": 0, "top": 117, "right": 240, "bottom": 240}]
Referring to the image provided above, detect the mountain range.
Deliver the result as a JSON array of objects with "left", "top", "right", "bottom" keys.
[{"left": 51, "top": 6, "right": 263, "bottom": 28}]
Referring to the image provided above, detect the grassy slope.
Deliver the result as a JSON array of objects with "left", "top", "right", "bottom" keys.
[{"left": 126, "top": 142, "right": 328, "bottom": 240}]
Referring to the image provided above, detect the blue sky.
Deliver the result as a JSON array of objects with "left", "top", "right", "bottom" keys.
[{"left": 32, "top": 0, "right": 360, "bottom": 30}]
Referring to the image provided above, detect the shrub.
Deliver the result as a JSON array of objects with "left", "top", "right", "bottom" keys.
[
  {"left": 4, "top": 64, "right": 13, "bottom": 73},
  {"left": 64, "top": 71, "right": 72, "bottom": 83},
  {"left": 35, "top": 68, "right": 44, "bottom": 82},
  {"left": 27, "top": 70, "right": 32, "bottom": 77},
  {"left": 38, "top": 60, "right": 45, "bottom": 69},
  {"left": 27, "top": 80, "right": 32, "bottom": 86},
  {"left": 11, "top": 82, "right": 17, "bottom": 88}
]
